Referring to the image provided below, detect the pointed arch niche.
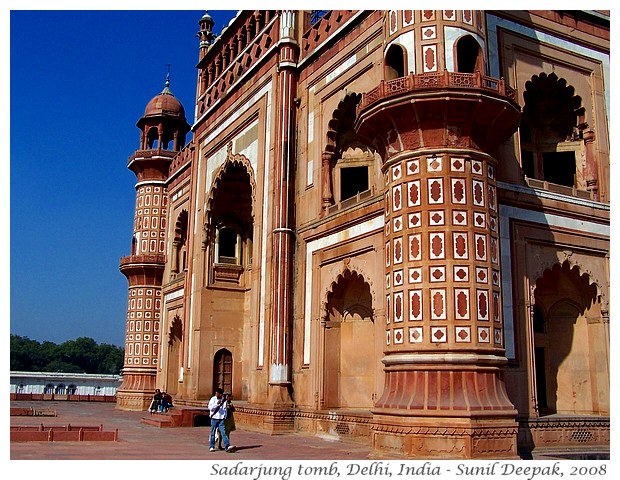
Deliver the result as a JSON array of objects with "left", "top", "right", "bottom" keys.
[
  {"left": 320, "top": 269, "right": 376, "bottom": 410},
  {"left": 520, "top": 72, "right": 597, "bottom": 197},
  {"left": 170, "top": 210, "right": 189, "bottom": 278},
  {"left": 204, "top": 145, "right": 256, "bottom": 287},
  {"left": 321, "top": 93, "right": 381, "bottom": 215},
  {"left": 531, "top": 261, "right": 608, "bottom": 416},
  {"left": 166, "top": 315, "right": 183, "bottom": 395}
]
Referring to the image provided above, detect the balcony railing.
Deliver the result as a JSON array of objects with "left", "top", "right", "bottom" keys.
[
  {"left": 119, "top": 254, "right": 166, "bottom": 266},
  {"left": 128, "top": 149, "right": 177, "bottom": 166},
  {"left": 358, "top": 71, "right": 517, "bottom": 115}
]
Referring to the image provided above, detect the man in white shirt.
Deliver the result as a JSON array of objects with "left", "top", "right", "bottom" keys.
[{"left": 208, "top": 387, "right": 235, "bottom": 452}]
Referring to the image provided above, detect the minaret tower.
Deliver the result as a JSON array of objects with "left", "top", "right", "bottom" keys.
[{"left": 117, "top": 74, "right": 190, "bottom": 410}]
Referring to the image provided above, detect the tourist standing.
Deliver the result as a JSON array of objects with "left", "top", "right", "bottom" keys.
[
  {"left": 208, "top": 387, "right": 235, "bottom": 452},
  {"left": 217, "top": 393, "right": 236, "bottom": 449}
]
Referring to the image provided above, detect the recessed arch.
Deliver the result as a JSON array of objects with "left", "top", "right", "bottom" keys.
[
  {"left": 322, "top": 94, "right": 378, "bottom": 210},
  {"left": 531, "top": 259, "right": 606, "bottom": 416},
  {"left": 321, "top": 265, "right": 376, "bottom": 410},
  {"left": 205, "top": 143, "right": 257, "bottom": 222},
  {"left": 520, "top": 72, "right": 587, "bottom": 189}
]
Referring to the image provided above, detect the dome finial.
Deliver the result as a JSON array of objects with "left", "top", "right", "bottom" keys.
[{"left": 162, "top": 65, "right": 172, "bottom": 95}]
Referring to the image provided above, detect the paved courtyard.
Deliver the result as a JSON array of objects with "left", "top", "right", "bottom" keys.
[
  {"left": 10, "top": 401, "right": 610, "bottom": 465},
  {"left": 10, "top": 400, "right": 371, "bottom": 460}
]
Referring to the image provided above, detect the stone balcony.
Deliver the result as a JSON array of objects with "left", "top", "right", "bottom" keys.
[
  {"left": 119, "top": 254, "right": 166, "bottom": 267},
  {"left": 358, "top": 70, "right": 517, "bottom": 114},
  {"left": 355, "top": 71, "right": 521, "bottom": 159}
]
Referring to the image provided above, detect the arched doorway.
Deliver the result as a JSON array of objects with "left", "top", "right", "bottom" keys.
[
  {"left": 455, "top": 34, "right": 483, "bottom": 73},
  {"left": 322, "top": 270, "right": 375, "bottom": 409},
  {"left": 166, "top": 316, "right": 182, "bottom": 395},
  {"left": 385, "top": 44, "right": 406, "bottom": 79},
  {"left": 532, "top": 261, "right": 604, "bottom": 415},
  {"left": 213, "top": 349, "right": 233, "bottom": 394}
]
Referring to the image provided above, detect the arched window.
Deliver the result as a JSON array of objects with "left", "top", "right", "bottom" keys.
[
  {"left": 207, "top": 156, "right": 255, "bottom": 286},
  {"left": 323, "top": 93, "right": 380, "bottom": 215},
  {"left": 520, "top": 72, "right": 586, "bottom": 190},
  {"left": 171, "top": 210, "right": 189, "bottom": 276},
  {"left": 147, "top": 127, "right": 159, "bottom": 149},
  {"left": 55, "top": 384, "right": 66, "bottom": 395},
  {"left": 67, "top": 384, "right": 77, "bottom": 395},
  {"left": 385, "top": 44, "right": 406, "bottom": 79},
  {"left": 455, "top": 34, "right": 483, "bottom": 73},
  {"left": 44, "top": 383, "right": 54, "bottom": 394}
]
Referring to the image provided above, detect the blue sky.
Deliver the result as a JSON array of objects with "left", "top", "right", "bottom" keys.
[{"left": 9, "top": 8, "right": 237, "bottom": 347}]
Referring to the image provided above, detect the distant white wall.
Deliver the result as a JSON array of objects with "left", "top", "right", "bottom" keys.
[{"left": 10, "top": 371, "right": 122, "bottom": 396}]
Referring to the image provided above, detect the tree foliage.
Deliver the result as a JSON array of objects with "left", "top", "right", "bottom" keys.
[{"left": 10, "top": 335, "right": 124, "bottom": 374}]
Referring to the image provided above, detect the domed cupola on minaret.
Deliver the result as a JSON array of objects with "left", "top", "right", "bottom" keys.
[
  {"left": 117, "top": 73, "right": 190, "bottom": 411},
  {"left": 137, "top": 73, "right": 190, "bottom": 153}
]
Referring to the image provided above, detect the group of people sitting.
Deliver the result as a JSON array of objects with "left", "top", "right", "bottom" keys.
[{"left": 148, "top": 388, "right": 173, "bottom": 414}]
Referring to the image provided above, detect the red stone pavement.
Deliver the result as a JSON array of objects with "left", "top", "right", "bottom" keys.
[{"left": 10, "top": 401, "right": 372, "bottom": 460}]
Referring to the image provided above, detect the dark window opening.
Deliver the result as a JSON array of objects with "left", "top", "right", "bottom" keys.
[
  {"left": 147, "top": 128, "right": 159, "bottom": 149},
  {"left": 218, "top": 227, "right": 237, "bottom": 262},
  {"left": 534, "top": 346, "right": 548, "bottom": 411},
  {"left": 533, "top": 305, "right": 545, "bottom": 333},
  {"left": 542, "top": 151, "right": 576, "bottom": 187},
  {"left": 521, "top": 150, "right": 535, "bottom": 178},
  {"left": 385, "top": 45, "right": 405, "bottom": 79},
  {"left": 456, "top": 35, "right": 481, "bottom": 73},
  {"left": 341, "top": 166, "right": 369, "bottom": 201}
]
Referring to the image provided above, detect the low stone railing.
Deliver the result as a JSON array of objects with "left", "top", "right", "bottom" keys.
[{"left": 358, "top": 70, "right": 517, "bottom": 114}]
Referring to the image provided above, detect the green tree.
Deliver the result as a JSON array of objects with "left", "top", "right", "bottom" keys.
[
  {"left": 43, "top": 359, "right": 84, "bottom": 373},
  {"left": 10, "top": 335, "right": 51, "bottom": 371},
  {"left": 10, "top": 334, "right": 124, "bottom": 374},
  {"left": 95, "top": 343, "right": 124, "bottom": 374},
  {"left": 57, "top": 337, "right": 99, "bottom": 373}
]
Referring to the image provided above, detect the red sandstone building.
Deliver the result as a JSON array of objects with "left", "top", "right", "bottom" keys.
[{"left": 116, "top": 10, "right": 610, "bottom": 459}]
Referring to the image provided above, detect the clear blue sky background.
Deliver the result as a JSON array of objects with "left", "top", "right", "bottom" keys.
[{"left": 10, "top": 9, "right": 237, "bottom": 347}]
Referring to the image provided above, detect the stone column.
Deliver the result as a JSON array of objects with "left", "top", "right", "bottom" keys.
[
  {"left": 321, "top": 151, "right": 334, "bottom": 212},
  {"left": 355, "top": 65, "right": 521, "bottom": 457},
  {"left": 584, "top": 130, "right": 599, "bottom": 200},
  {"left": 268, "top": 10, "right": 298, "bottom": 414}
]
